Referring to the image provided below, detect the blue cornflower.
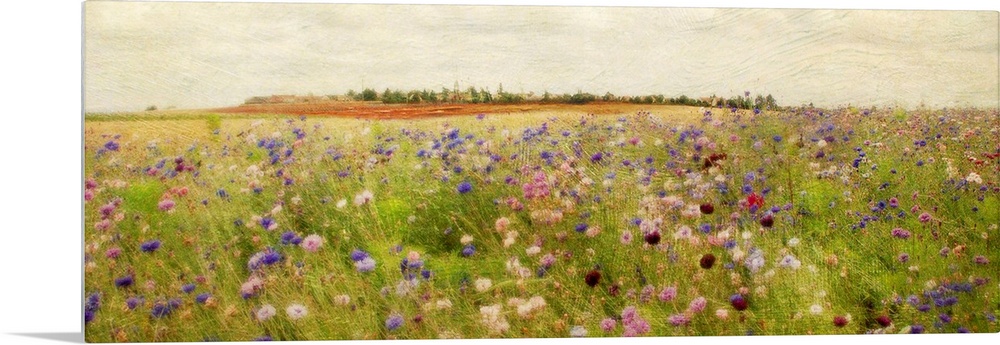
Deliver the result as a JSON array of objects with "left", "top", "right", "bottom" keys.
[
  {"left": 115, "top": 275, "right": 134, "bottom": 288},
  {"left": 385, "top": 313, "right": 404, "bottom": 331},
  {"left": 575, "top": 223, "right": 588, "bottom": 233},
  {"left": 280, "top": 231, "right": 303, "bottom": 245},
  {"left": 104, "top": 140, "right": 120, "bottom": 151},
  {"left": 457, "top": 181, "right": 472, "bottom": 194},
  {"left": 350, "top": 249, "right": 369, "bottom": 262},
  {"left": 181, "top": 283, "right": 196, "bottom": 294},
  {"left": 140, "top": 240, "right": 161, "bottom": 253},
  {"left": 126, "top": 296, "right": 144, "bottom": 309},
  {"left": 195, "top": 293, "right": 211, "bottom": 304},
  {"left": 461, "top": 244, "right": 476, "bottom": 257}
]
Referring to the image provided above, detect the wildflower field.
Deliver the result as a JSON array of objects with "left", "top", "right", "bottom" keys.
[{"left": 83, "top": 104, "right": 999, "bottom": 342}]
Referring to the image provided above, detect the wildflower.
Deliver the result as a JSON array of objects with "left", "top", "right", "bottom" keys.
[
  {"left": 349, "top": 249, "right": 369, "bottom": 262},
  {"left": 195, "top": 293, "right": 211, "bottom": 304},
  {"left": 457, "top": 181, "right": 473, "bottom": 194},
  {"left": 157, "top": 199, "right": 175, "bottom": 212},
  {"left": 973, "top": 255, "right": 989, "bottom": 265},
  {"left": 700, "top": 203, "right": 715, "bottom": 214},
  {"left": 759, "top": 213, "right": 774, "bottom": 228},
  {"left": 918, "top": 212, "right": 932, "bottom": 223},
  {"left": 259, "top": 217, "right": 277, "bottom": 231},
  {"left": 255, "top": 305, "right": 277, "bottom": 321},
  {"left": 891, "top": 228, "right": 911, "bottom": 239},
  {"left": 332, "top": 295, "right": 350, "bottom": 306},
  {"left": 569, "top": 325, "right": 588, "bottom": 337},
  {"left": 688, "top": 296, "right": 707, "bottom": 313},
  {"left": 909, "top": 324, "right": 925, "bottom": 334},
  {"left": 620, "top": 230, "right": 633, "bottom": 244},
  {"left": 355, "top": 257, "right": 376, "bottom": 273},
  {"left": 140, "top": 240, "right": 161, "bottom": 253},
  {"left": 730, "top": 294, "right": 748, "bottom": 311},
  {"left": 285, "top": 304, "right": 307, "bottom": 320},
  {"left": 280, "top": 231, "right": 302, "bottom": 245},
  {"left": 600, "top": 318, "right": 617, "bottom": 332},
  {"left": 181, "top": 283, "right": 196, "bottom": 294},
  {"left": 299, "top": 234, "right": 323, "bottom": 252},
  {"left": 461, "top": 244, "right": 476, "bottom": 257},
  {"left": 354, "top": 190, "right": 374, "bottom": 206},
  {"left": 668, "top": 313, "right": 691, "bottom": 326},
  {"left": 700, "top": 253, "right": 716, "bottom": 269},
  {"left": 659, "top": 285, "right": 677, "bottom": 302},
  {"left": 479, "top": 304, "right": 509, "bottom": 334},
  {"left": 778, "top": 255, "right": 801, "bottom": 269},
  {"left": 585, "top": 269, "right": 601, "bottom": 287},
  {"left": 875, "top": 315, "right": 892, "bottom": 327},
  {"left": 644, "top": 231, "right": 661, "bottom": 245},
  {"left": 833, "top": 315, "right": 848, "bottom": 327},
  {"left": 474, "top": 278, "right": 492, "bottom": 292},
  {"left": 105, "top": 247, "right": 121, "bottom": 259}
]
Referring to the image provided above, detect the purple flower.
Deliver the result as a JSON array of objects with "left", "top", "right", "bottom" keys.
[
  {"left": 891, "top": 228, "right": 911, "bottom": 239},
  {"left": 457, "top": 181, "right": 473, "bottom": 194},
  {"left": 114, "top": 275, "right": 134, "bottom": 288},
  {"left": 104, "top": 140, "right": 120, "bottom": 151},
  {"left": 350, "top": 249, "right": 369, "bottom": 262},
  {"left": 973, "top": 255, "right": 989, "bottom": 265},
  {"left": 600, "top": 318, "right": 617, "bottom": 332},
  {"left": 909, "top": 324, "right": 925, "bottom": 334},
  {"left": 181, "top": 283, "right": 196, "bottom": 294},
  {"left": 667, "top": 313, "right": 691, "bottom": 326},
  {"left": 195, "top": 293, "right": 211, "bottom": 304},
  {"left": 140, "top": 240, "right": 161, "bottom": 253},
  {"left": 280, "top": 231, "right": 303, "bottom": 245},
  {"left": 126, "top": 296, "right": 144, "bottom": 309},
  {"left": 461, "top": 244, "right": 476, "bottom": 257},
  {"left": 385, "top": 313, "right": 404, "bottom": 331}
]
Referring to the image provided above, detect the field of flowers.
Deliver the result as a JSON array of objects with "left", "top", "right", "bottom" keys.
[{"left": 83, "top": 105, "right": 998, "bottom": 342}]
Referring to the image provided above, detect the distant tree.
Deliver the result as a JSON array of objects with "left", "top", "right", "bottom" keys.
[
  {"left": 542, "top": 91, "right": 552, "bottom": 103},
  {"left": 440, "top": 87, "right": 451, "bottom": 103},
  {"left": 346, "top": 89, "right": 358, "bottom": 100},
  {"left": 468, "top": 87, "right": 480, "bottom": 104},
  {"left": 361, "top": 88, "right": 377, "bottom": 101},
  {"left": 146, "top": 105, "right": 157, "bottom": 111},
  {"left": 602, "top": 92, "right": 615, "bottom": 102}
]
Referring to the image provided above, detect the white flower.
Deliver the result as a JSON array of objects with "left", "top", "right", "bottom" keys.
[
  {"left": 436, "top": 298, "right": 453, "bottom": 310},
  {"left": 286, "top": 304, "right": 308, "bottom": 320},
  {"left": 967, "top": 172, "right": 983, "bottom": 184},
  {"left": 353, "top": 190, "right": 374, "bottom": 206},
  {"left": 525, "top": 246, "right": 541, "bottom": 256},
  {"left": 256, "top": 304, "right": 277, "bottom": 321},
  {"left": 336, "top": 199, "right": 347, "bottom": 208},
  {"left": 460, "top": 234, "right": 474, "bottom": 245},
  {"left": 332, "top": 294, "right": 351, "bottom": 306},
  {"left": 474, "top": 278, "right": 492, "bottom": 292},
  {"left": 569, "top": 325, "right": 588, "bottom": 337},
  {"left": 809, "top": 304, "right": 823, "bottom": 315},
  {"left": 787, "top": 238, "right": 800, "bottom": 247}
]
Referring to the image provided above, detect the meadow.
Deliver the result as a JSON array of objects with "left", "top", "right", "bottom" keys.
[{"left": 83, "top": 104, "right": 999, "bottom": 342}]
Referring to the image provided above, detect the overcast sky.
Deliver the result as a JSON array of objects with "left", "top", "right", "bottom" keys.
[{"left": 83, "top": 1, "right": 998, "bottom": 112}]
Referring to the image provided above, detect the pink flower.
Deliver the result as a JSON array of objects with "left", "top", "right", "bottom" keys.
[
  {"left": 495, "top": 217, "right": 510, "bottom": 232},
  {"left": 94, "top": 219, "right": 112, "bottom": 231},
  {"left": 668, "top": 313, "right": 691, "bottom": 326},
  {"left": 918, "top": 212, "right": 932, "bottom": 223},
  {"left": 105, "top": 247, "right": 121, "bottom": 259},
  {"left": 600, "top": 318, "right": 617, "bottom": 332},
  {"left": 158, "top": 199, "right": 175, "bottom": 212},
  {"left": 688, "top": 296, "right": 707, "bottom": 313},
  {"left": 300, "top": 234, "right": 323, "bottom": 252},
  {"left": 659, "top": 285, "right": 677, "bottom": 302}
]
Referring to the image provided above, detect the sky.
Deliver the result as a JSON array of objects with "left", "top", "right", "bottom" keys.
[{"left": 83, "top": 1, "right": 998, "bottom": 112}]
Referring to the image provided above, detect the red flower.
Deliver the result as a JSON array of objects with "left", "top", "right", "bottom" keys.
[{"left": 747, "top": 193, "right": 764, "bottom": 209}]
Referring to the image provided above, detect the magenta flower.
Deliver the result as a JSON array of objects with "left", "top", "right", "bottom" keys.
[
  {"left": 300, "top": 234, "right": 323, "bottom": 252},
  {"left": 918, "top": 212, "right": 932, "bottom": 223},
  {"left": 158, "top": 199, "right": 176, "bottom": 212},
  {"left": 687, "top": 296, "right": 707, "bottom": 313},
  {"left": 668, "top": 313, "right": 691, "bottom": 326},
  {"left": 891, "top": 228, "right": 911, "bottom": 239}
]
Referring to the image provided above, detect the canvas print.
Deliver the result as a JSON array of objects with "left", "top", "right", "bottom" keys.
[{"left": 83, "top": 1, "right": 999, "bottom": 342}]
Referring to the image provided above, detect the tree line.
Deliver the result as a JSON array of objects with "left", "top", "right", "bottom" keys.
[{"left": 324, "top": 84, "right": 779, "bottom": 110}]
